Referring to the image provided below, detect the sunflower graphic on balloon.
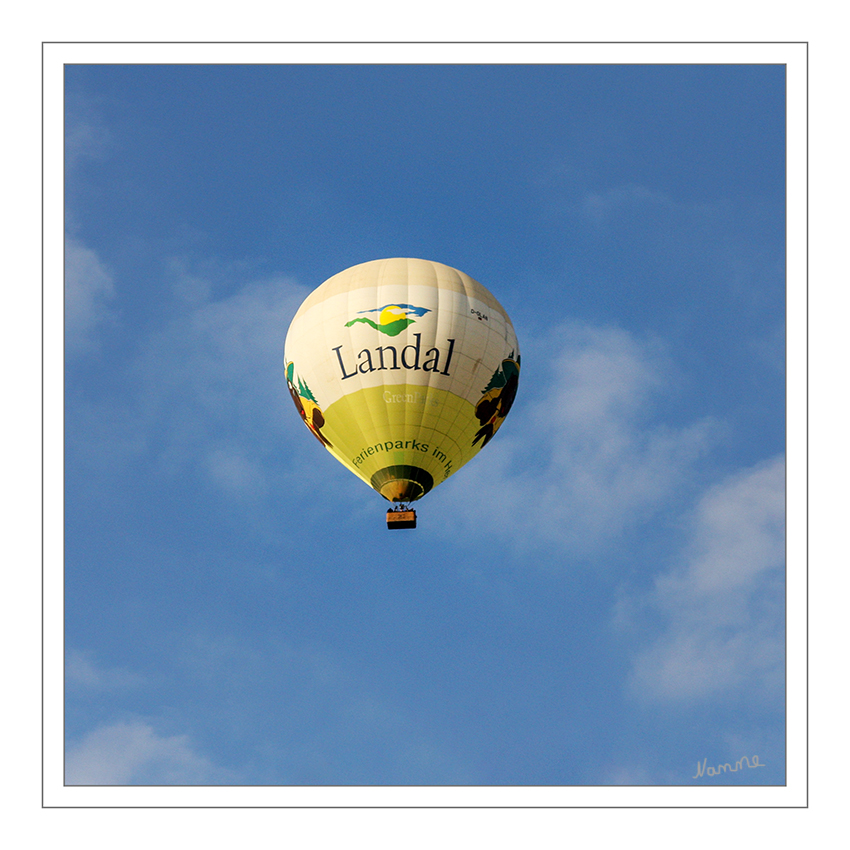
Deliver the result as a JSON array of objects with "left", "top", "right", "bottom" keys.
[
  {"left": 285, "top": 360, "right": 332, "bottom": 447},
  {"left": 473, "top": 353, "right": 521, "bottom": 448}
]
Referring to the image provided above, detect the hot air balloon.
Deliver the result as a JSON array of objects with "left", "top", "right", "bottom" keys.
[{"left": 283, "top": 258, "right": 520, "bottom": 528}]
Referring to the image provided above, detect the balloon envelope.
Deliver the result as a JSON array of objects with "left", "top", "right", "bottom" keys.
[{"left": 284, "top": 258, "right": 520, "bottom": 502}]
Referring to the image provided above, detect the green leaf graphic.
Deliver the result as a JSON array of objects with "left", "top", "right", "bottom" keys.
[{"left": 344, "top": 317, "right": 414, "bottom": 336}]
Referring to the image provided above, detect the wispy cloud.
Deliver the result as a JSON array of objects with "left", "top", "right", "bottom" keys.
[
  {"left": 623, "top": 455, "right": 785, "bottom": 703},
  {"left": 750, "top": 321, "right": 785, "bottom": 375},
  {"left": 204, "top": 446, "right": 269, "bottom": 497},
  {"left": 582, "top": 183, "right": 680, "bottom": 226},
  {"left": 64, "top": 235, "right": 116, "bottom": 356},
  {"left": 175, "top": 631, "right": 481, "bottom": 785},
  {"left": 65, "top": 97, "right": 112, "bottom": 171},
  {"left": 437, "top": 322, "right": 718, "bottom": 557},
  {"left": 65, "top": 651, "right": 236, "bottom": 785},
  {"left": 66, "top": 649, "right": 146, "bottom": 693},
  {"left": 65, "top": 100, "right": 116, "bottom": 357},
  {"left": 65, "top": 719, "right": 233, "bottom": 785},
  {"left": 65, "top": 265, "right": 312, "bottom": 498},
  {"left": 599, "top": 764, "right": 666, "bottom": 785},
  {"left": 135, "top": 272, "right": 309, "bottom": 465}
]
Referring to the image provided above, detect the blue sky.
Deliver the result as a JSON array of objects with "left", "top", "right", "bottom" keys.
[{"left": 63, "top": 61, "right": 787, "bottom": 788}]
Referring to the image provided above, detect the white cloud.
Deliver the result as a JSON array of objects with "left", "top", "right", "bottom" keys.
[
  {"left": 65, "top": 720, "right": 231, "bottom": 785},
  {"left": 66, "top": 650, "right": 146, "bottom": 692},
  {"left": 204, "top": 446, "right": 269, "bottom": 495},
  {"left": 625, "top": 455, "right": 785, "bottom": 703},
  {"left": 600, "top": 765, "right": 661, "bottom": 785},
  {"left": 64, "top": 652, "right": 236, "bottom": 784},
  {"left": 64, "top": 100, "right": 117, "bottom": 354},
  {"left": 436, "top": 322, "right": 717, "bottom": 557},
  {"left": 90, "top": 269, "right": 317, "bottom": 498},
  {"left": 750, "top": 321, "right": 785, "bottom": 375},
  {"left": 65, "top": 235, "right": 116, "bottom": 355},
  {"left": 64, "top": 258, "right": 347, "bottom": 507},
  {"left": 583, "top": 183, "right": 677, "bottom": 225},
  {"left": 176, "top": 631, "right": 480, "bottom": 784},
  {"left": 65, "top": 103, "right": 112, "bottom": 170},
  {"left": 137, "top": 273, "right": 308, "bottom": 447}
]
